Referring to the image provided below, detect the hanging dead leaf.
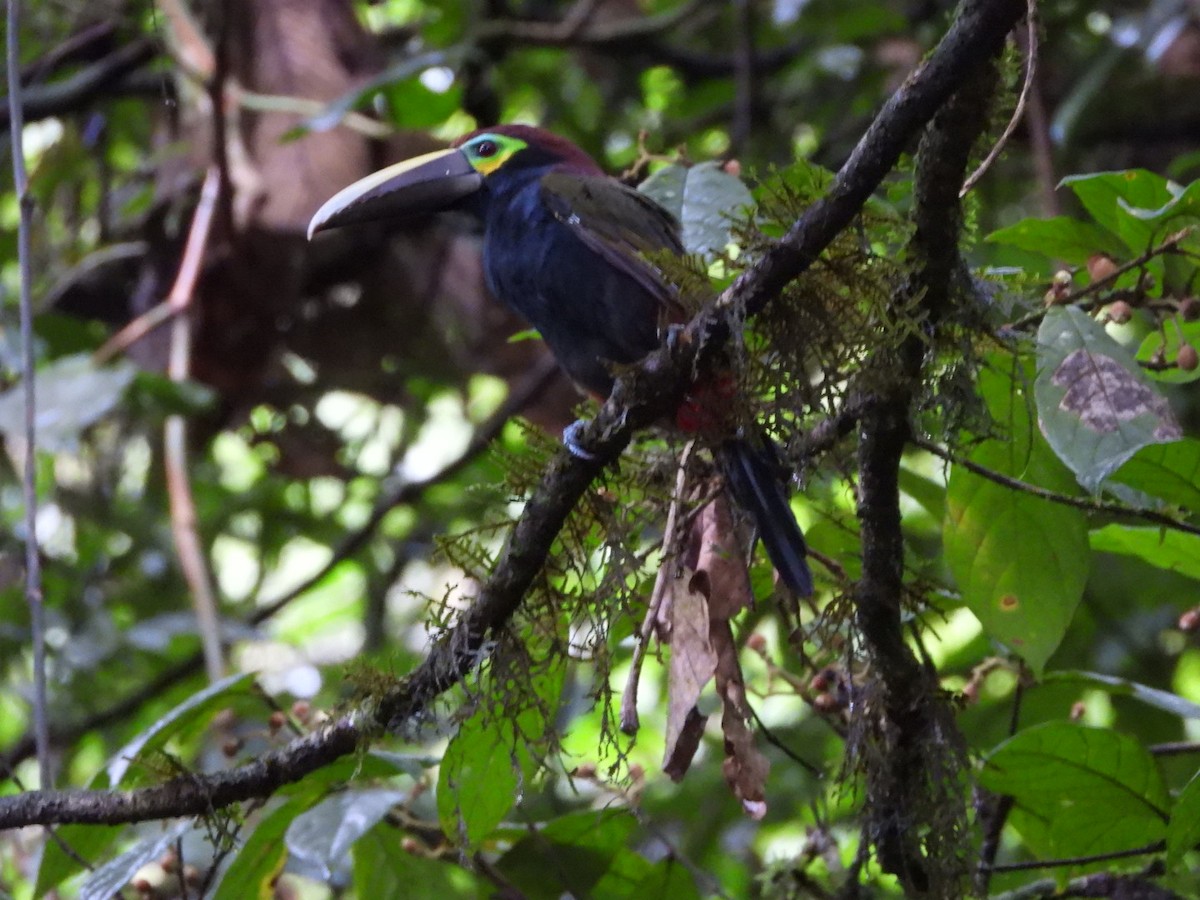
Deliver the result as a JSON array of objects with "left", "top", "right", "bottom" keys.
[
  {"left": 715, "top": 619, "right": 770, "bottom": 818},
  {"left": 689, "top": 496, "right": 755, "bottom": 622},
  {"left": 662, "top": 570, "right": 717, "bottom": 780}
]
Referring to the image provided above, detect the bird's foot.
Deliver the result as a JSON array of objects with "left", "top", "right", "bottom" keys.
[
  {"left": 563, "top": 420, "right": 597, "bottom": 460},
  {"left": 664, "top": 323, "right": 686, "bottom": 353}
]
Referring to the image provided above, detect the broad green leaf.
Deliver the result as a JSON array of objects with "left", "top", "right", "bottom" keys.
[
  {"left": 639, "top": 162, "right": 754, "bottom": 258},
  {"left": 1035, "top": 306, "right": 1181, "bottom": 492},
  {"left": 0, "top": 354, "right": 136, "bottom": 451},
  {"left": 210, "top": 752, "right": 421, "bottom": 899},
  {"left": 1136, "top": 320, "right": 1200, "bottom": 384},
  {"left": 286, "top": 788, "right": 406, "bottom": 880},
  {"left": 353, "top": 825, "right": 479, "bottom": 899},
  {"left": 1169, "top": 772, "right": 1200, "bottom": 868},
  {"left": 77, "top": 819, "right": 192, "bottom": 900},
  {"left": 1062, "top": 169, "right": 1200, "bottom": 248},
  {"left": 981, "top": 722, "right": 1169, "bottom": 861},
  {"left": 437, "top": 658, "right": 563, "bottom": 847},
  {"left": 1110, "top": 439, "right": 1200, "bottom": 512},
  {"left": 436, "top": 711, "right": 520, "bottom": 847},
  {"left": 621, "top": 858, "right": 703, "bottom": 900},
  {"left": 945, "top": 358, "right": 1089, "bottom": 675},
  {"left": 986, "top": 216, "right": 1125, "bottom": 265},
  {"left": 498, "top": 810, "right": 636, "bottom": 900},
  {"left": 1045, "top": 670, "right": 1200, "bottom": 719},
  {"left": 1089, "top": 525, "right": 1200, "bottom": 580},
  {"left": 107, "top": 673, "right": 256, "bottom": 786},
  {"left": 945, "top": 468, "right": 1088, "bottom": 676},
  {"left": 1060, "top": 170, "right": 1200, "bottom": 292}
]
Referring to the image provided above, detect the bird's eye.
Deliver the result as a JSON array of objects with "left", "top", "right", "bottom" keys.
[{"left": 475, "top": 140, "right": 498, "bottom": 158}]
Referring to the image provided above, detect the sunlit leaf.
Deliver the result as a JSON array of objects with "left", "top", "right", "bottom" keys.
[{"left": 945, "top": 358, "right": 1089, "bottom": 675}]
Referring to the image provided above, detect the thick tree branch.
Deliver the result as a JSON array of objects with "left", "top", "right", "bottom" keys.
[
  {"left": 853, "top": 17, "right": 1007, "bottom": 893},
  {"left": 0, "top": 0, "right": 1026, "bottom": 831}
]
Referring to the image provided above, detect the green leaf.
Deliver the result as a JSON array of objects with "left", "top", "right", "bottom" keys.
[
  {"left": 981, "top": 722, "right": 1169, "bottom": 861},
  {"left": 1062, "top": 169, "right": 1200, "bottom": 250},
  {"left": 436, "top": 713, "right": 521, "bottom": 847},
  {"left": 1169, "top": 772, "right": 1200, "bottom": 868},
  {"left": 436, "top": 658, "right": 564, "bottom": 848},
  {"left": 1044, "top": 670, "right": 1200, "bottom": 720},
  {"left": 353, "top": 825, "right": 479, "bottom": 899},
  {"left": 1089, "top": 525, "right": 1200, "bottom": 580},
  {"left": 77, "top": 820, "right": 193, "bottom": 900},
  {"left": 1136, "top": 320, "right": 1200, "bottom": 384},
  {"left": 128, "top": 371, "right": 217, "bottom": 416},
  {"left": 210, "top": 752, "right": 421, "bottom": 899},
  {"left": 286, "top": 788, "right": 407, "bottom": 880},
  {"left": 106, "top": 673, "right": 256, "bottom": 786},
  {"left": 1035, "top": 306, "right": 1182, "bottom": 492},
  {"left": 297, "top": 50, "right": 456, "bottom": 133},
  {"left": 0, "top": 354, "right": 136, "bottom": 452},
  {"left": 1060, "top": 170, "right": 1200, "bottom": 292},
  {"left": 986, "top": 216, "right": 1125, "bottom": 265},
  {"left": 35, "top": 823, "right": 122, "bottom": 897},
  {"left": 1110, "top": 439, "right": 1200, "bottom": 512},
  {"left": 210, "top": 799, "right": 297, "bottom": 900},
  {"left": 944, "top": 358, "right": 1089, "bottom": 675},
  {"left": 945, "top": 467, "right": 1089, "bottom": 676},
  {"left": 639, "top": 162, "right": 754, "bottom": 257},
  {"left": 498, "top": 810, "right": 636, "bottom": 900}
]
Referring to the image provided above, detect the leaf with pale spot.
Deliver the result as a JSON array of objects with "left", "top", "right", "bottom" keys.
[{"left": 1036, "top": 306, "right": 1181, "bottom": 492}]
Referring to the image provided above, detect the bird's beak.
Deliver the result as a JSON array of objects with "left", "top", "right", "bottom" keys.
[{"left": 307, "top": 147, "right": 483, "bottom": 240}]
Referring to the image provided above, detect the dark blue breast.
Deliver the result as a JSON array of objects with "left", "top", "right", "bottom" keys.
[{"left": 479, "top": 177, "right": 663, "bottom": 396}]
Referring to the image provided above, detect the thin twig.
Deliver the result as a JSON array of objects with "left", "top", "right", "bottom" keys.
[
  {"left": 1149, "top": 740, "right": 1200, "bottom": 757},
  {"left": 960, "top": 0, "right": 1037, "bottom": 196},
  {"left": 980, "top": 840, "right": 1163, "bottom": 873},
  {"left": 1006, "top": 228, "right": 1194, "bottom": 331},
  {"left": 621, "top": 442, "right": 694, "bottom": 735},
  {"left": 7, "top": 0, "right": 52, "bottom": 791},
  {"left": 913, "top": 436, "right": 1200, "bottom": 537},
  {"left": 162, "top": 168, "right": 225, "bottom": 682}
]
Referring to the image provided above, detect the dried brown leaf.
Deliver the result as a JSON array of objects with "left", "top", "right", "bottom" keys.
[
  {"left": 661, "top": 570, "right": 716, "bottom": 779},
  {"left": 689, "top": 496, "right": 754, "bottom": 622},
  {"left": 714, "top": 619, "right": 770, "bottom": 818}
]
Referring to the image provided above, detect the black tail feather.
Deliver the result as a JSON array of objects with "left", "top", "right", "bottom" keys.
[{"left": 717, "top": 438, "right": 813, "bottom": 596}]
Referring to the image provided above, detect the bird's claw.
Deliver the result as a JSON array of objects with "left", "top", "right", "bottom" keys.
[{"left": 563, "top": 420, "right": 597, "bottom": 460}]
